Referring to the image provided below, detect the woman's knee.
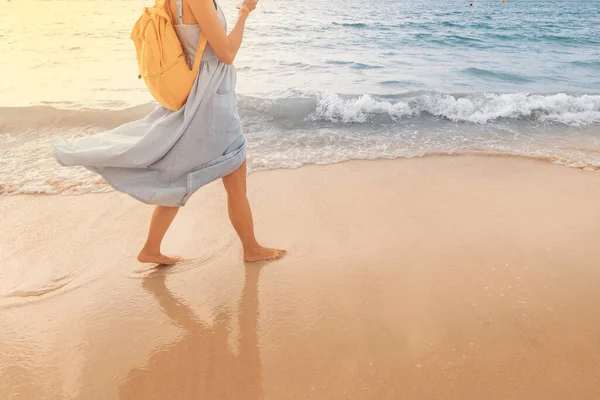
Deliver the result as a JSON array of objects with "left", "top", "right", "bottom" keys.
[
  {"left": 223, "top": 162, "right": 247, "bottom": 196},
  {"left": 223, "top": 177, "right": 246, "bottom": 198},
  {"left": 225, "top": 181, "right": 246, "bottom": 198}
]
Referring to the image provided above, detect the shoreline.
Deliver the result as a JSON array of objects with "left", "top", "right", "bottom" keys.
[
  {"left": 2, "top": 155, "right": 600, "bottom": 399},
  {"left": 2, "top": 150, "right": 600, "bottom": 197}
]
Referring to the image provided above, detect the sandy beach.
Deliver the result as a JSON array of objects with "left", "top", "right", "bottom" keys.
[{"left": 1, "top": 155, "right": 600, "bottom": 399}]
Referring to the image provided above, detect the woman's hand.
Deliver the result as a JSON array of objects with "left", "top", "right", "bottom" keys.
[
  {"left": 242, "top": 0, "right": 258, "bottom": 13},
  {"left": 189, "top": 0, "right": 253, "bottom": 64}
]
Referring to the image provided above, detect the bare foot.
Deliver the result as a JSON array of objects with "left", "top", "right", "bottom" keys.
[
  {"left": 244, "top": 246, "right": 287, "bottom": 263},
  {"left": 137, "top": 251, "right": 179, "bottom": 265}
]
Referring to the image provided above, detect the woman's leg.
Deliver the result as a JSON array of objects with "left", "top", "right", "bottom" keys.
[
  {"left": 137, "top": 205, "right": 180, "bottom": 265},
  {"left": 222, "top": 161, "right": 286, "bottom": 262}
]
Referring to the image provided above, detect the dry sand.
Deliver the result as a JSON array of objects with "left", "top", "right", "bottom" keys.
[{"left": 1, "top": 155, "right": 600, "bottom": 399}]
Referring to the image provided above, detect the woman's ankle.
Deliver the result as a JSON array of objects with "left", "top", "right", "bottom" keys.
[
  {"left": 140, "top": 243, "right": 161, "bottom": 255},
  {"left": 242, "top": 242, "right": 262, "bottom": 254}
]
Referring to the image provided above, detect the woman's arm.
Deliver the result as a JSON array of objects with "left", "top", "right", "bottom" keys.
[{"left": 188, "top": 0, "right": 258, "bottom": 65}]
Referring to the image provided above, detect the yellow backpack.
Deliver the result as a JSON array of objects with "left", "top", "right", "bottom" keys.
[{"left": 130, "top": 0, "right": 207, "bottom": 111}]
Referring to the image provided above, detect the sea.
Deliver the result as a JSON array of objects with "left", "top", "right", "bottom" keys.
[{"left": 1, "top": 0, "right": 599, "bottom": 195}]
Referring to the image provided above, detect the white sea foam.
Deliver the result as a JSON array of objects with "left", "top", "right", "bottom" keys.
[
  {"left": 2, "top": 129, "right": 599, "bottom": 196},
  {"left": 310, "top": 92, "right": 600, "bottom": 126}
]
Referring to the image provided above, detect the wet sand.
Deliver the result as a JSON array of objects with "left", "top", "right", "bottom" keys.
[{"left": 1, "top": 155, "right": 600, "bottom": 399}]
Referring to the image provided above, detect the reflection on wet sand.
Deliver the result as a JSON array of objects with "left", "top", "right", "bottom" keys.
[{"left": 119, "top": 266, "right": 262, "bottom": 400}]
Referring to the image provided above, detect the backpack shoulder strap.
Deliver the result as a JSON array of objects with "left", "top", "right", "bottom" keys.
[
  {"left": 176, "top": 0, "right": 183, "bottom": 24},
  {"left": 177, "top": 0, "right": 209, "bottom": 75}
]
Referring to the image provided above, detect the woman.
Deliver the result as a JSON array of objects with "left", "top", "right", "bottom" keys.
[{"left": 54, "top": 0, "right": 285, "bottom": 265}]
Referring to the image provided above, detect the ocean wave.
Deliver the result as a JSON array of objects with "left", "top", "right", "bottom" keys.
[
  {"left": 440, "top": 21, "right": 465, "bottom": 28},
  {"left": 536, "top": 34, "right": 600, "bottom": 46},
  {"left": 460, "top": 68, "right": 534, "bottom": 83},
  {"left": 378, "top": 80, "right": 423, "bottom": 88},
  {"left": 308, "top": 92, "right": 600, "bottom": 126},
  {"left": 2, "top": 93, "right": 600, "bottom": 196},
  {"left": 430, "top": 35, "right": 487, "bottom": 47},
  {"left": 569, "top": 60, "right": 600, "bottom": 71},
  {"left": 325, "top": 60, "right": 384, "bottom": 70},
  {"left": 2, "top": 93, "right": 600, "bottom": 133},
  {"left": 331, "top": 22, "right": 368, "bottom": 28}
]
